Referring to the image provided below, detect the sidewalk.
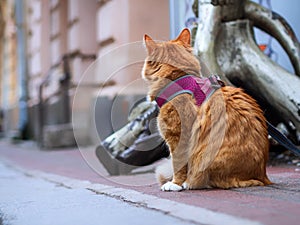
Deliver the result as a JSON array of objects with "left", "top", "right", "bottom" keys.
[{"left": 0, "top": 140, "right": 299, "bottom": 225}]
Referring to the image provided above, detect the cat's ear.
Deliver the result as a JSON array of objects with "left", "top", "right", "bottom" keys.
[
  {"left": 144, "top": 34, "right": 157, "bottom": 55},
  {"left": 176, "top": 28, "right": 191, "bottom": 46}
]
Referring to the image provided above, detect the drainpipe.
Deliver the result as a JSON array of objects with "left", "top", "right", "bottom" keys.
[{"left": 15, "top": 0, "right": 28, "bottom": 139}]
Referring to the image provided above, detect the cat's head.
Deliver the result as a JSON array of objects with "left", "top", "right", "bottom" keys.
[{"left": 142, "top": 28, "right": 201, "bottom": 83}]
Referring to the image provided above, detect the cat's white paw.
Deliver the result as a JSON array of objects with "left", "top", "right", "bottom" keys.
[
  {"left": 161, "top": 181, "right": 183, "bottom": 192},
  {"left": 182, "top": 182, "right": 188, "bottom": 190}
]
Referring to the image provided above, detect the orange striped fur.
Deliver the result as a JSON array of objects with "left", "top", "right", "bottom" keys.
[{"left": 142, "top": 28, "right": 271, "bottom": 191}]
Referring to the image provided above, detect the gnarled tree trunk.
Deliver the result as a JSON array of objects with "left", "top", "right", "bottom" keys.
[{"left": 194, "top": 0, "right": 300, "bottom": 141}]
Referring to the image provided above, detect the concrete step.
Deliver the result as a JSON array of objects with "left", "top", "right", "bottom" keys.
[{"left": 43, "top": 123, "right": 76, "bottom": 148}]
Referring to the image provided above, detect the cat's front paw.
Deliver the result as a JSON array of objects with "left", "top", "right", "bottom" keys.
[
  {"left": 182, "top": 182, "right": 188, "bottom": 190},
  {"left": 161, "top": 181, "right": 183, "bottom": 192}
]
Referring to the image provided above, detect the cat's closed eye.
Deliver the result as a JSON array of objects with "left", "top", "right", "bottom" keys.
[{"left": 148, "top": 60, "right": 158, "bottom": 66}]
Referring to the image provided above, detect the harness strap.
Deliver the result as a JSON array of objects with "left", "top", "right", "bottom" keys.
[{"left": 155, "top": 75, "right": 222, "bottom": 108}]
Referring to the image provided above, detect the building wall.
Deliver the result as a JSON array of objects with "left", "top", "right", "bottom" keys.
[
  {"left": 0, "top": 0, "right": 19, "bottom": 134},
  {"left": 26, "top": 0, "right": 169, "bottom": 100},
  {"left": 0, "top": 0, "right": 170, "bottom": 143},
  {"left": 23, "top": 0, "right": 170, "bottom": 144}
]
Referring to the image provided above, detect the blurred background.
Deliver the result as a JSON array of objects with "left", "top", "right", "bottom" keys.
[{"left": 0, "top": 0, "right": 299, "bottom": 148}]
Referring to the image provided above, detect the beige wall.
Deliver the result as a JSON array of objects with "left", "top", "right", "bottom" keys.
[
  {"left": 25, "top": 0, "right": 170, "bottom": 102},
  {"left": 94, "top": 0, "right": 170, "bottom": 93},
  {"left": 0, "top": 0, "right": 170, "bottom": 140},
  {"left": 0, "top": 0, "right": 19, "bottom": 132},
  {"left": 128, "top": 0, "right": 170, "bottom": 41},
  {"left": 22, "top": 0, "right": 170, "bottom": 142}
]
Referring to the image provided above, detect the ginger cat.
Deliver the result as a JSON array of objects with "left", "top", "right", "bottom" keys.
[{"left": 142, "top": 28, "right": 271, "bottom": 191}]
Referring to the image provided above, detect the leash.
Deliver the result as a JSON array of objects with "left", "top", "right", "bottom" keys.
[{"left": 267, "top": 121, "right": 300, "bottom": 157}]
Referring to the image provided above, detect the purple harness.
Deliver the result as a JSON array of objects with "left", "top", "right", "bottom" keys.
[{"left": 155, "top": 75, "right": 224, "bottom": 108}]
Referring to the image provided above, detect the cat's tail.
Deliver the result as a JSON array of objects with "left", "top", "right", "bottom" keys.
[
  {"left": 233, "top": 177, "right": 272, "bottom": 188},
  {"left": 155, "top": 158, "right": 173, "bottom": 185},
  {"left": 214, "top": 176, "right": 273, "bottom": 189},
  {"left": 262, "top": 176, "right": 273, "bottom": 185}
]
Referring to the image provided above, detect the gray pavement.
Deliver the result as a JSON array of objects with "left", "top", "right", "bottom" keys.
[{"left": 0, "top": 161, "right": 195, "bottom": 225}]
